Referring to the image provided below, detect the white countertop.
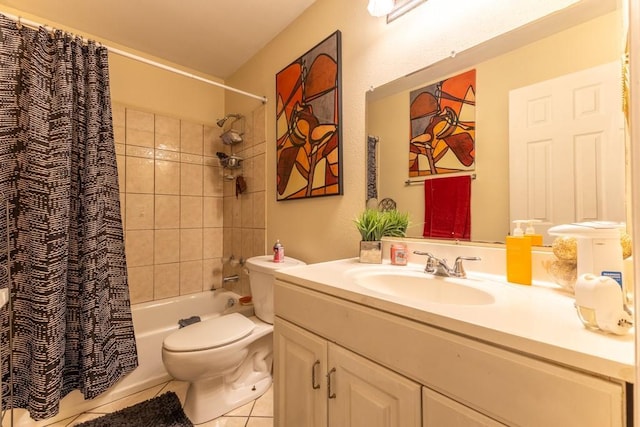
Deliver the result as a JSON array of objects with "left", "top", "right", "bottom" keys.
[{"left": 275, "top": 257, "right": 635, "bottom": 383}]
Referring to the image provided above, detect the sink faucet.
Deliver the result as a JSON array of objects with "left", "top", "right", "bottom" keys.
[{"left": 413, "top": 251, "right": 481, "bottom": 278}]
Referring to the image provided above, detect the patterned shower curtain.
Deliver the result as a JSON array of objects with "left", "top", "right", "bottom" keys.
[{"left": 0, "top": 15, "right": 138, "bottom": 420}]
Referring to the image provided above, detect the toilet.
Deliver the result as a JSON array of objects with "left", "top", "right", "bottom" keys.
[{"left": 161, "top": 254, "right": 306, "bottom": 424}]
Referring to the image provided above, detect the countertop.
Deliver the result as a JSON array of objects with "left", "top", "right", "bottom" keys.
[{"left": 275, "top": 257, "right": 635, "bottom": 383}]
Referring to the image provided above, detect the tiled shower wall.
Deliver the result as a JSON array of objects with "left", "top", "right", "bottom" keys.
[
  {"left": 222, "top": 106, "right": 267, "bottom": 297},
  {"left": 113, "top": 103, "right": 266, "bottom": 304}
]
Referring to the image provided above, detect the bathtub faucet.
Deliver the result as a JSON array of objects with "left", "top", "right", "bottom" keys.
[{"left": 223, "top": 274, "right": 239, "bottom": 283}]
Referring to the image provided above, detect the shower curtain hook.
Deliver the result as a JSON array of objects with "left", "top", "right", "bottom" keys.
[{"left": 16, "top": 16, "right": 22, "bottom": 30}]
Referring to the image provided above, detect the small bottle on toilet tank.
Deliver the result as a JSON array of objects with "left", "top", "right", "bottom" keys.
[{"left": 273, "top": 240, "right": 284, "bottom": 262}]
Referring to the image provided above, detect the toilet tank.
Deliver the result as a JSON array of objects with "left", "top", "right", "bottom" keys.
[{"left": 245, "top": 255, "right": 306, "bottom": 324}]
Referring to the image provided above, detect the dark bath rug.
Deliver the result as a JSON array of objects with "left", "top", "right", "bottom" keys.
[{"left": 76, "top": 391, "right": 193, "bottom": 427}]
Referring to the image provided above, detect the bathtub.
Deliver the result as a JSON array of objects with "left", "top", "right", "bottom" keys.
[{"left": 12, "top": 289, "right": 251, "bottom": 426}]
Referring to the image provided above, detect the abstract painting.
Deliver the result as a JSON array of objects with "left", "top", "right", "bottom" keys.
[
  {"left": 275, "top": 30, "right": 342, "bottom": 201},
  {"left": 409, "top": 69, "right": 476, "bottom": 177}
]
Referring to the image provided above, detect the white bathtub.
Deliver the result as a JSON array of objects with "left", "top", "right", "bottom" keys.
[{"left": 13, "top": 289, "right": 251, "bottom": 426}]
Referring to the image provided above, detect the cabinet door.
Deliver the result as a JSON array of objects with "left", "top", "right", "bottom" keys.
[
  {"left": 274, "top": 317, "right": 327, "bottom": 427},
  {"left": 423, "top": 387, "right": 506, "bottom": 427},
  {"left": 328, "top": 343, "right": 421, "bottom": 427}
]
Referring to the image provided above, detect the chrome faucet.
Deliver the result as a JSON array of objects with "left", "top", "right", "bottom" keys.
[{"left": 413, "top": 251, "right": 481, "bottom": 278}]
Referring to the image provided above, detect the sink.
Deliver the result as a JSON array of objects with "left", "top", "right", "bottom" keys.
[{"left": 346, "top": 267, "right": 495, "bottom": 306}]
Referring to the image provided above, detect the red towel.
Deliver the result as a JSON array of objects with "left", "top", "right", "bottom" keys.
[{"left": 423, "top": 175, "right": 471, "bottom": 240}]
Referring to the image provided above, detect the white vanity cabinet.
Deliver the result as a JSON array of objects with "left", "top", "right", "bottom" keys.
[
  {"left": 273, "top": 279, "right": 629, "bottom": 427},
  {"left": 274, "top": 317, "right": 421, "bottom": 427}
]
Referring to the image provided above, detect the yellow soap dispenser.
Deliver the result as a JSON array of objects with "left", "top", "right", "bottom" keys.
[
  {"left": 506, "top": 220, "right": 532, "bottom": 285},
  {"left": 525, "top": 220, "right": 543, "bottom": 246}
]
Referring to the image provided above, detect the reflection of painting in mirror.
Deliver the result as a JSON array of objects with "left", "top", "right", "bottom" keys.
[
  {"left": 409, "top": 69, "right": 476, "bottom": 177},
  {"left": 275, "top": 30, "right": 342, "bottom": 201}
]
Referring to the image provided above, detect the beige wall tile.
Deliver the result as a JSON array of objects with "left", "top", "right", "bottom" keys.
[
  {"left": 180, "top": 196, "right": 203, "bottom": 228},
  {"left": 203, "top": 165, "right": 223, "bottom": 197},
  {"left": 241, "top": 229, "right": 253, "bottom": 260},
  {"left": 155, "top": 115, "right": 180, "bottom": 152},
  {"left": 126, "top": 128, "right": 154, "bottom": 148},
  {"left": 116, "top": 154, "right": 126, "bottom": 193},
  {"left": 126, "top": 145, "right": 154, "bottom": 158},
  {"left": 241, "top": 193, "right": 253, "bottom": 228},
  {"left": 203, "top": 197, "right": 223, "bottom": 228},
  {"left": 203, "top": 227, "right": 223, "bottom": 259},
  {"left": 126, "top": 157, "right": 154, "bottom": 194},
  {"left": 232, "top": 197, "right": 242, "bottom": 228},
  {"left": 253, "top": 229, "right": 266, "bottom": 256},
  {"left": 202, "top": 258, "right": 222, "bottom": 291},
  {"left": 181, "top": 163, "right": 203, "bottom": 196},
  {"left": 155, "top": 160, "right": 180, "bottom": 195},
  {"left": 181, "top": 121, "right": 203, "bottom": 155},
  {"left": 155, "top": 229, "right": 180, "bottom": 264},
  {"left": 154, "top": 263, "right": 180, "bottom": 299},
  {"left": 127, "top": 266, "right": 154, "bottom": 304},
  {"left": 180, "top": 229, "right": 203, "bottom": 261},
  {"left": 253, "top": 153, "right": 266, "bottom": 192},
  {"left": 126, "top": 194, "right": 154, "bottom": 230},
  {"left": 112, "top": 103, "right": 126, "bottom": 129},
  {"left": 126, "top": 109, "right": 154, "bottom": 131},
  {"left": 155, "top": 195, "right": 180, "bottom": 229},
  {"left": 125, "top": 230, "right": 154, "bottom": 267},
  {"left": 253, "top": 191, "right": 266, "bottom": 229},
  {"left": 204, "top": 126, "right": 224, "bottom": 157},
  {"left": 180, "top": 260, "right": 203, "bottom": 295}
]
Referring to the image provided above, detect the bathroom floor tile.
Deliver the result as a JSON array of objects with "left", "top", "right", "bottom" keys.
[
  {"left": 246, "top": 417, "right": 274, "bottom": 427},
  {"left": 224, "top": 400, "right": 254, "bottom": 417},
  {"left": 196, "top": 416, "right": 249, "bottom": 426},
  {"left": 251, "top": 386, "right": 273, "bottom": 417}
]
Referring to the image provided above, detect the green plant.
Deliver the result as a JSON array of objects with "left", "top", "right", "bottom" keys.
[{"left": 354, "top": 209, "right": 410, "bottom": 241}]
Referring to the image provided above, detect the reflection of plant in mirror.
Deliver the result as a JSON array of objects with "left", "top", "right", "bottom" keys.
[{"left": 354, "top": 209, "right": 409, "bottom": 241}]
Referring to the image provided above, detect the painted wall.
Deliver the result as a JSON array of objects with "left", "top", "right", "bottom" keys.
[{"left": 226, "top": 0, "right": 584, "bottom": 264}]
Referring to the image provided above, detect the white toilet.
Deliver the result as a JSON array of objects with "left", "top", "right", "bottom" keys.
[{"left": 161, "top": 255, "right": 305, "bottom": 424}]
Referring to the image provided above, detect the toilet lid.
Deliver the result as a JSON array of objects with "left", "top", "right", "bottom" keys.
[{"left": 163, "top": 313, "right": 255, "bottom": 352}]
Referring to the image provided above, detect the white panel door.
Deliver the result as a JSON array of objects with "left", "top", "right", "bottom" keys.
[{"left": 509, "top": 62, "right": 625, "bottom": 244}]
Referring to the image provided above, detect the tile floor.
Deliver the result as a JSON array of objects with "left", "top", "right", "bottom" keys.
[{"left": 42, "top": 380, "right": 274, "bottom": 427}]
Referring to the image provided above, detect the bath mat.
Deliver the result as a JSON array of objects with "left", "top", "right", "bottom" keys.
[{"left": 76, "top": 391, "right": 193, "bottom": 427}]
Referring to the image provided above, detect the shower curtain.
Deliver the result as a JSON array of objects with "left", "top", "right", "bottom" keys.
[{"left": 0, "top": 15, "right": 138, "bottom": 420}]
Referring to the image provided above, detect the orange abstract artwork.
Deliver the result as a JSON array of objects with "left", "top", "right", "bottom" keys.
[
  {"left": 275, "top": 31, "right": 342, "bottom": 201},
  {"left": 409, "top": 69, "right": 476, "bottom": 177}
]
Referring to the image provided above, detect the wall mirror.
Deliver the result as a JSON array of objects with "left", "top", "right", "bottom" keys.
[{"left": 366, "top": 0, "right": 624, "bottom": 245}]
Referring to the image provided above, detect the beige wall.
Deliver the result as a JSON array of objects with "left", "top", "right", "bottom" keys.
[
  {"left": 227, "top": 0, "right": 585, "bottom": 264},
  {"left": 370, "top": 10, "right": 621, "bottom": 243}
]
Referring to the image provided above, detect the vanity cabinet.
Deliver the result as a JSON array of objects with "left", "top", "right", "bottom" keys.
[
  {"left": 274, "top": 317, "right": 421, "bottom": 427},
  {"left": 274, "top": 279, "right": 628, "bottom": 427}
]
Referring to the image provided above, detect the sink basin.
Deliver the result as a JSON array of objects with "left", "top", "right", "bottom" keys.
[{"left": 347, "top": 267, "right": 495, "bottom": 306}]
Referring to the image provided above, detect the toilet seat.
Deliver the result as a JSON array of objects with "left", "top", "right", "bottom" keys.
[{"left": 163, "top": 313, "right": 255, "bottom": 352}]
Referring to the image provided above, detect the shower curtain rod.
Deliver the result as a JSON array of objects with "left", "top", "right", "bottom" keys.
[{"left": 1, "top": 11, "right": 268, "bottom": 103}]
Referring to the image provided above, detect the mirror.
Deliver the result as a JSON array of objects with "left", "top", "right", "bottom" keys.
[{"left": 366, "top": 0, "right": 624, "bottom": 244}]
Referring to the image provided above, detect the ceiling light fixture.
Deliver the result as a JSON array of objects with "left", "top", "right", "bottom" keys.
[
  {"left": 386, "top": 0, "right": 427, "bottom": 23},
  {"left": 367, "top": 0, "right": 395, "bottom": 17}
]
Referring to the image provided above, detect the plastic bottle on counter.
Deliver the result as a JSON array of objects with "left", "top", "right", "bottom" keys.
[
  {"left": 273, "top": 240, "right": 284, "bottom": 263},
  {"left": 506, "top": 220, "right": 532, "bottom": 285}
]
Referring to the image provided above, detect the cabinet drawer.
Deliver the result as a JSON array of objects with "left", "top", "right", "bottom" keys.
[{"left": 275, "top": 280, "right": 625, "bottom": 427}]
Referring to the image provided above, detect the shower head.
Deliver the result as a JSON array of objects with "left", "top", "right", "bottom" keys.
[{"left": 216, "top": 113, "right": 242, "bottom": 128}]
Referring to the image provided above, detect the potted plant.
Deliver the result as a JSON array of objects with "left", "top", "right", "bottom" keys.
[{"left": 354, "top": 209, "right": 409, "bottom": 263}]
